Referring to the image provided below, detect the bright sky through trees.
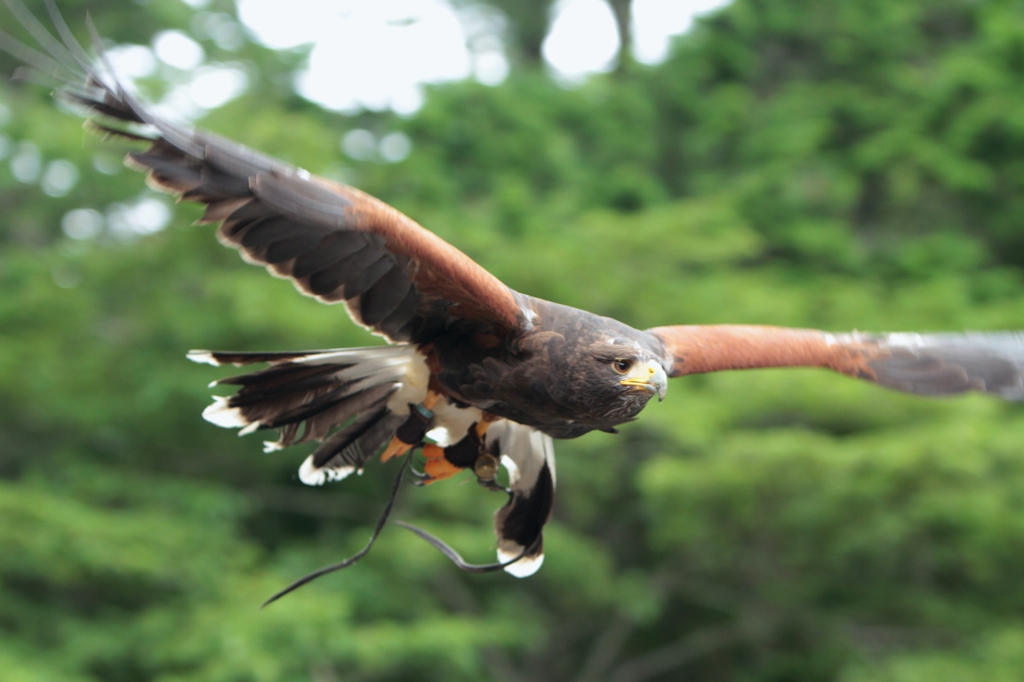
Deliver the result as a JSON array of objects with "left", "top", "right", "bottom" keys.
[{"left": 232, "top": 0, "right": 732, "bottom": 112}]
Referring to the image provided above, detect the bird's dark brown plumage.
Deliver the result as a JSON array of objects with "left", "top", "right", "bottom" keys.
[{"left": 6, "top": 1, "right": 1024, "bottom": 579}]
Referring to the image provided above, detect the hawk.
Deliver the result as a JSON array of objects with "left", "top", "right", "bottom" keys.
[{"left": 6, "top": 3, "right": 1024, "bottom": 581}]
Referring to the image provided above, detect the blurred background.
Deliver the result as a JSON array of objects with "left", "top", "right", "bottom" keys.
[{"left": 3, "top": 0, "right": 1024, "bottom": 680}]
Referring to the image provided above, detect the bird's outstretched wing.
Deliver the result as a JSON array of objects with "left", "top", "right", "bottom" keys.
[
  {"left": 0, "top": 1, "right": 526, "bottom": 344},
  {"left": 648, "top": 325, "right": 1024, "bottom": 399}
]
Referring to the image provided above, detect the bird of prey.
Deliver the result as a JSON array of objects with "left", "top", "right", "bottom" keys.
[{"left": 5, "top": 2, "right": 1024, "bottom": 580}]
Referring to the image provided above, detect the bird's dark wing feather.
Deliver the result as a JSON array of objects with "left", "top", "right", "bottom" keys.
[
  {"left": 2, "top": 1, "right": 526, "bottom": 344},
  {"left": 648, "top": 325, "right": 1024, "bottom": 399}
]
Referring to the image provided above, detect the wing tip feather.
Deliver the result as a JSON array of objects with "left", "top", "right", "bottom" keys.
[
  {"left": 298, "top": 454, "right": 358, "bottom": 486},
  {"left": 201, "top": 395, "right": 250, "bottom": 428},
  {"left": 187, "top": 350, "right": 221, "bottom": 366}
]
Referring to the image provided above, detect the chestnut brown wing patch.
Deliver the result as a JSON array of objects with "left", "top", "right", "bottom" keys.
[
  {"left": 128, "top": 131, "right": 527, "bottom": 344},
  {"left": 7, "top": 26, "right": 527, "bottom": 346},
  {"left": 648, "top": 325, "right": 1024, "bottom": 399}
]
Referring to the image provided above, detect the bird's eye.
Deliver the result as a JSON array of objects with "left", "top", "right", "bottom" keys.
[{"left": 613, "top": 359, "right": 632, "bottom": 374}]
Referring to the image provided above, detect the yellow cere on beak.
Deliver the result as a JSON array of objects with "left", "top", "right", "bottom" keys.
[{"left": 619, "top": 359, "right": 669, "bottom": 401}]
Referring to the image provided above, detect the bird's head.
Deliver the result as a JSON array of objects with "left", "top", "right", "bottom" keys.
[
  {"left": 581, "top": 342, "right": 669, "bottom": 425},
  {"left": 613, "top": 355, "right": 669, "bottom": 401}
]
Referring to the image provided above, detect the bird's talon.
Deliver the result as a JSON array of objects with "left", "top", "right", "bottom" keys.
[
  {"left": 422, "top": 456, "right": 462, "bottom": 484},
  {"left": 381, "top": 435, "right": 412, "bottom": 462},
  {"left": 421, "top": 443, "right": 445, "bottom": 461}
]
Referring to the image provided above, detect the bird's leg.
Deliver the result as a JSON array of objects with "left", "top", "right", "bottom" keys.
[
  {"left": 475, "top": 412, "right": 498, "bottom": 438},
  {"left": 470, "top": 413, "right": 508, "bottom": 492},
  {"left": 416, "top": 414, "right": 490, "bottom": 485},
  {"left": 415, "top": 412, "right": 505, "bottom": 486},
  {"left": 381, "top": 392, "right": 440, "bottom": 462}
]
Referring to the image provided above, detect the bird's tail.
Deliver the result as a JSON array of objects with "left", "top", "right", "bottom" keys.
[
  {"left": 485, "top": 421, "right": 556, "bottom": 578},
  {"left": 188, "top": 346, "right": 429, "bottom": 484}
]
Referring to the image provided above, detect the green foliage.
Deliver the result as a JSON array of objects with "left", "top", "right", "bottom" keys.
[
  {"left": 3, "top": 0, "right": 1024, "bottom": 680},
  {"left": 842, "top": 627, "right": 1024, "bottom": 681}
]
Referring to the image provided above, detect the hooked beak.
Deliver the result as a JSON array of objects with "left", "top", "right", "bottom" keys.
[{"left": 619, "top": 359, "right": 668, "bottom": 401}]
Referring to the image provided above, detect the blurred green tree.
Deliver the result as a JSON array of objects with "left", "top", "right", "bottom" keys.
[
  {"left": 2, "top": 0, "right": 1024, "bottom": 680},
  {"left": 457, "top": 0, "right": 558, "bottom": 67}
]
